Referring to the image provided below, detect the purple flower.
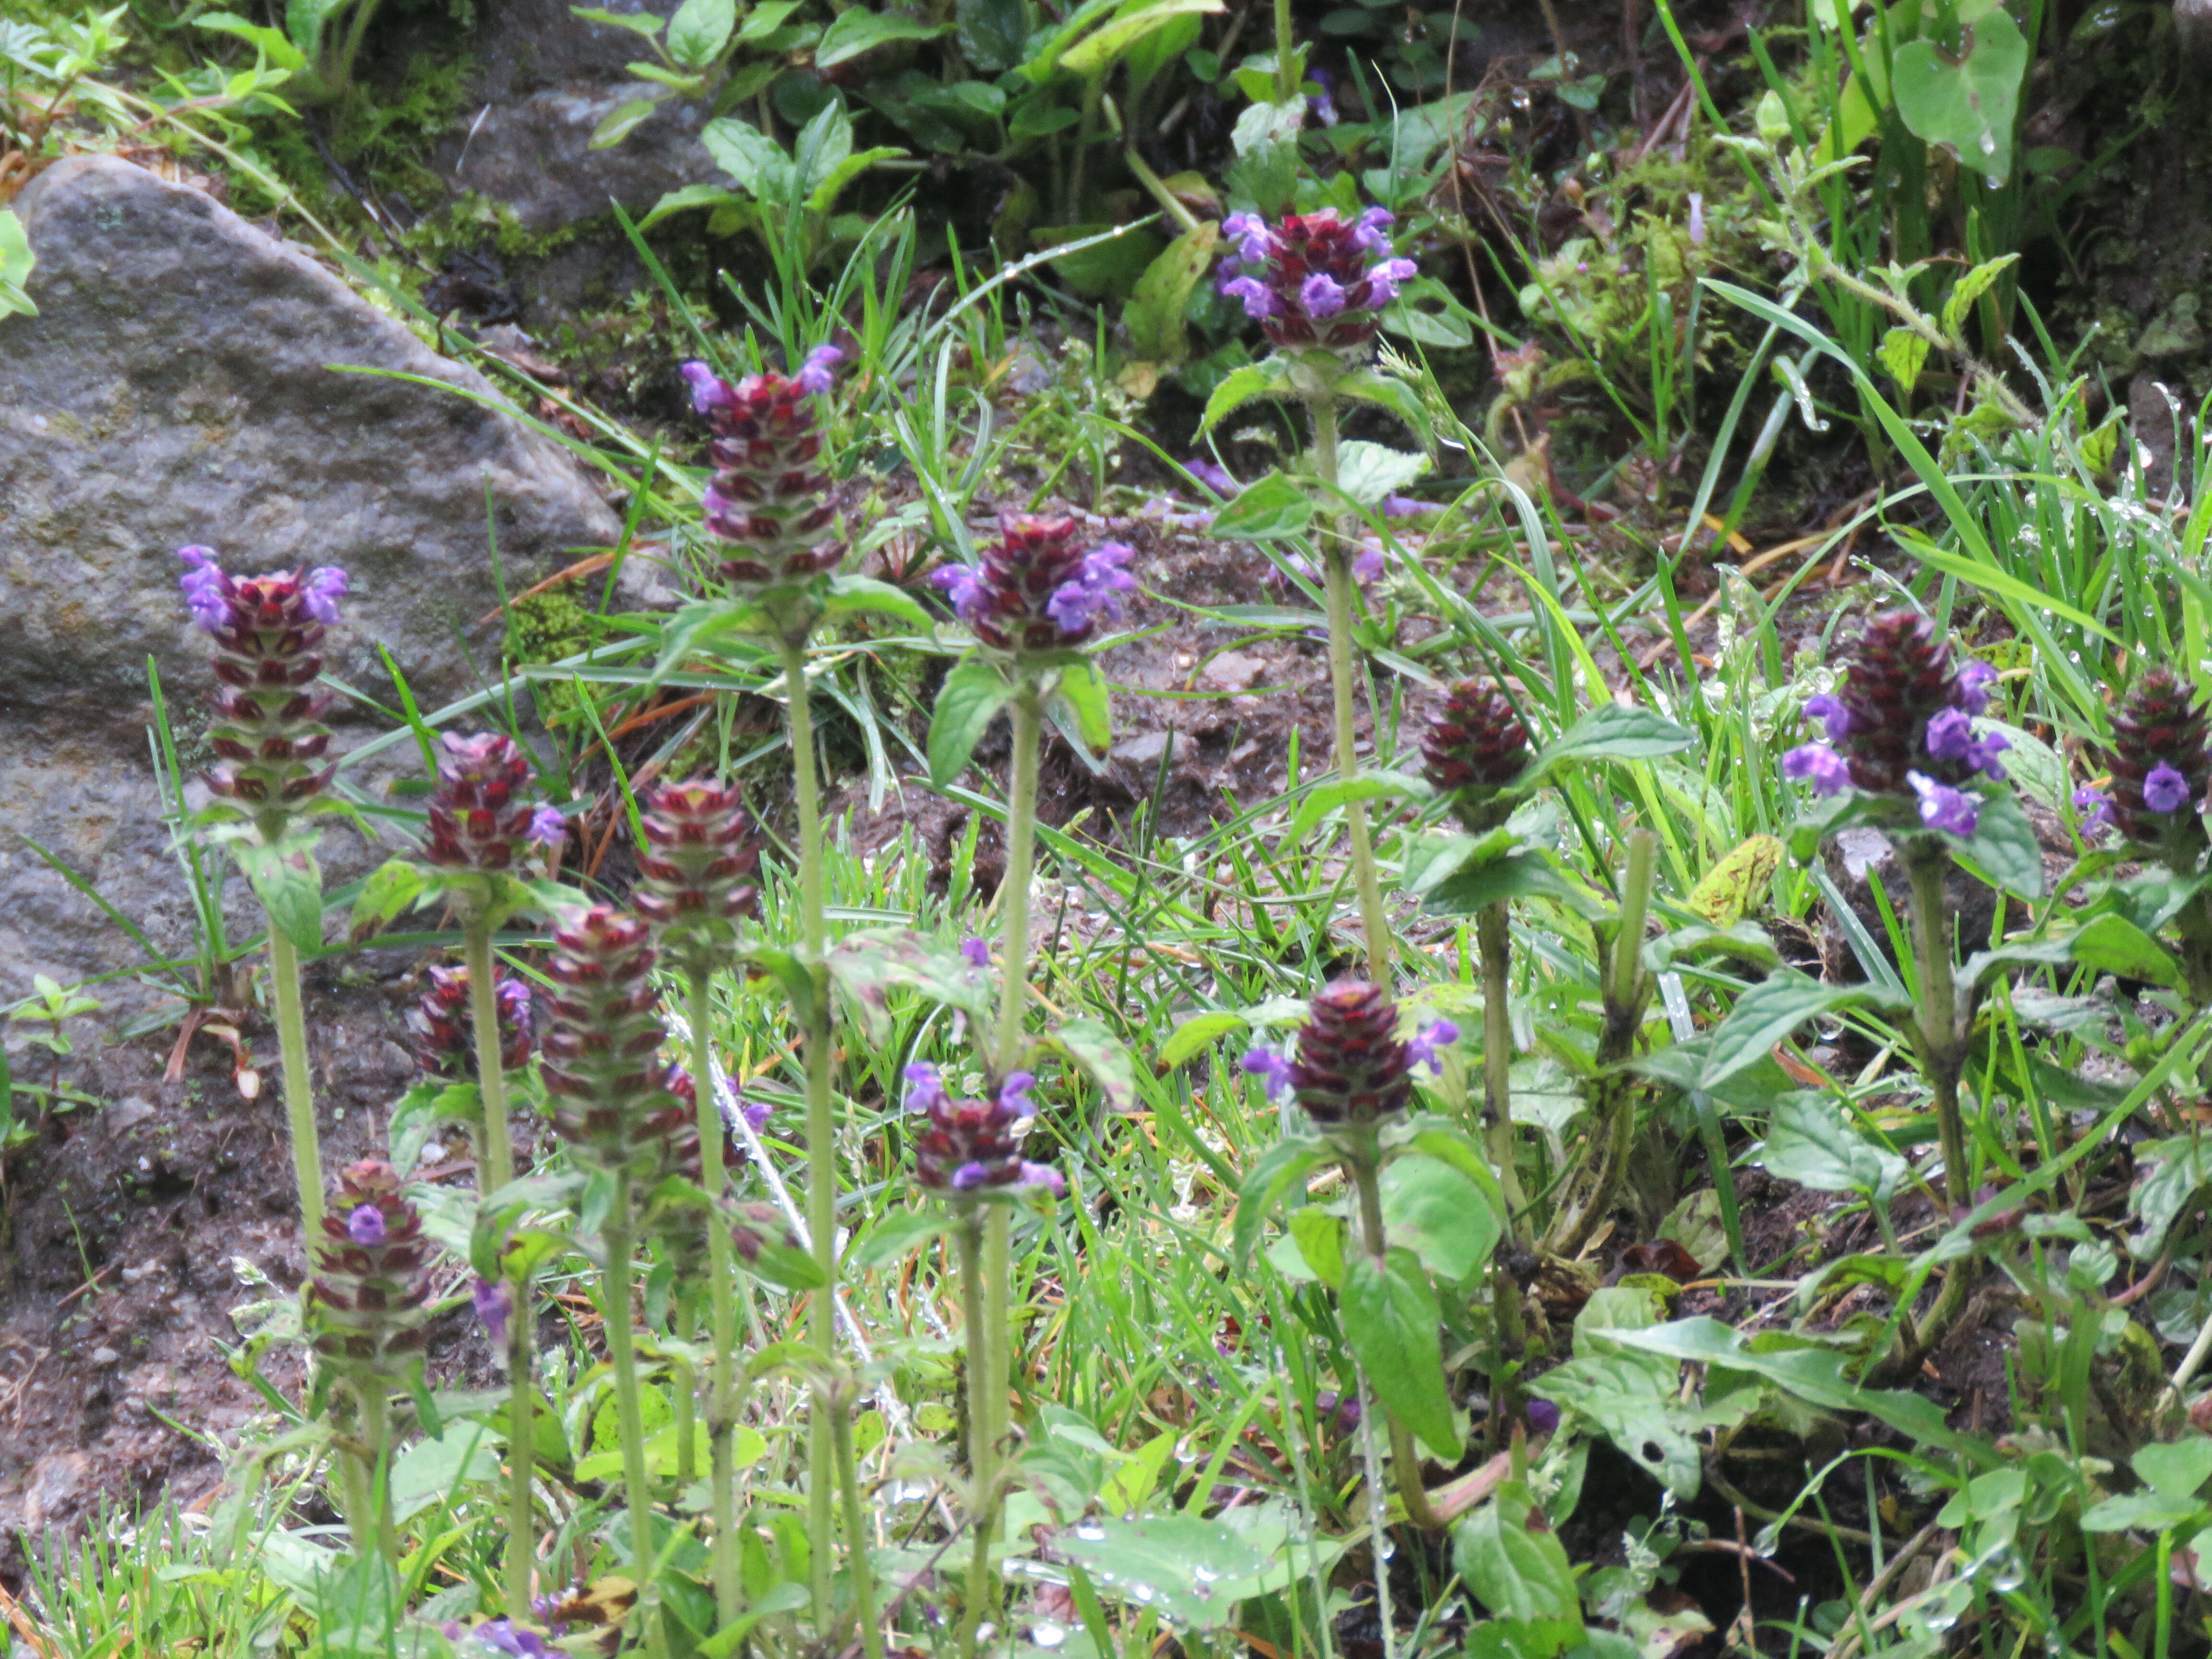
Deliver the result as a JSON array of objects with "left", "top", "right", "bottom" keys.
[
  {"left": 1803, "top": 694, "right": 1851, "bottom": 743},
  {"left": 1353, "top": 206, "right": 1395, "bottom": 254},
  {"left": 2075, "top": 785, "right": 2113, "bottom": 831},
  {"left": 1782, "top": 743, "right": 1852, "bottom": 796},
  {"left": 1406, "top": 1018, "right": 1458, "bottom": 1073},
  {"left": 1526, "top": 1399, "right": 1562, "bottom": 1434},
  {"left": 1352, "top": 546, "right": 1386, "bottom": 583},
  {"left": 950, "top": 1160, "right": 991, "bottom": 1190},
  {"left": 347, "top": 1203, "right": 387, "bottom": 1246},
  {"left": 1186, "top": 457, "right": 1238, "bottom": 496},
  {"left": 1221, "top": 275, "right": 1278, "bottom": 320},
  {"left": 795, "top": 344, "right": 842, "bottom": 396},
  {"left": 445, "top": 1622, "right": 556, "bottom": 1659},
  {"left": 1301, "top": 273, "right": 1348, "bottom": 318},
  {"left": 1381, "top": 494, "right": 1438, "bottom": 518},
  {"left": 1966, "top": 730, "right": 2010, "bottom": 781},
  {"left": 1924, "top": 707, "right": 1973, "bottom": 763},
  {"left": 961, "top": 935, "right": 990, "bottom": 969},
  {"left": 1957, "top": 660, "right": 1998, "bottom": 717},
  {"left": 903, "top": 1061, "right": 945, "bottom": 1116},
  {"left": 930, "top": 561, "right": 983, "bottom": 622},
  {"left": 679, "top": 360, "right": 736, "bottom": 417},
  {"left": 1017, "top": 1160, "right": 1067, "bottom": 1196},
  {"left": 527, "top": 805, "right": 565, "bottom": 847},
  {"left": 1221, "top": 212, "right": 1268, "bottom": 264},
  {"left": 998, "top": 1071, "right": 1036, "bottom": 1118},
  {"left": 2146, "top": 761, "right": 2193, "bottom": 814},
  {"left": 472, "top": 1276, "right": 513, "bottom": 1347},
  {"left": 1908, "top": 771, "right": 1980, "bottom": 836},
  {"left": 1306, "top": 66, "right": 1339, "bottom": 126},
  {"left": 736, "top": 1094, "right": 770, "bottom": 1132},
  {"left": 1241, "top": 1046, "right": 1294, "bottom": 1102},
  {"left": 496, "top": 976, "right": 533, "bottom": 1034},
  {"left": 1046, "top": 541, "right": 1137, "bottom": 636},
  {"left": 177, "top": 546, "right": 231, "bottom": 633},
  {"left": 1364, "top": 257, "right": 1418, "bottom": 306},
  {"left": 301, "top": 565, "right": 349, "bottom": 625}
]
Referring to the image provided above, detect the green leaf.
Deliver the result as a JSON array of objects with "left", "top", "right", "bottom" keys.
[
  {"left": 1334, "top": 368, "right": 1433, "bottom": 449},
  {"left": 1893, "top": 10, "right": 2027, "bottom": 184},
  {"left": 2138, "top": 1437, "right": 2212, "bottom": 1500},
  {"left": 571, "top": 6, "right": 670, "bottom": 37},
  {"left": 1052, "top": 659, "right": 1114, "bottom": 759},
  {"left": 1878, "top": 326, "right": 1931, "bottom": 395},
  {"left": 824, "top": 572, "right": 932, "bottom": 628},
  {"left": 1047, "top": 1017, "right": 1138, "bottom": 1114},
  {"left": 1959, "top": 789, "right": 2044, "bottom": 899},
  {"left": 1287, "top": 1207, "right": 1347, "bottom": 1288},
  {"left": 1200, "top": 361, "right": 1292, "bottom": 432},
  {"left": 234, "top": 840, "right": 325, "bottom": 951},
  {"left": 1380, "top": 1154, "right": 1501, "bottom": 1283},
  {"left": 0, "top": 209, "right": 34, "bottom": 319},
  {"left": 1942, "top": 253, "right": 2020, "bottom": 339},
  {"left": 849, "top": 1208, "right": 947, "bottom": 1269},
  {"left": 702, "top": 115, "right": 795, "bottom": 200},
  {"left": 1288, "top": 770, "right": 1430, "bottom": 840},
  {"left": 1341, "top": 1248, "right": 1460, "bottom": 1459},
  {"left": 1124, "top": 220, "right": 1218, "bottom": 363},
  {"left": 1531, "top": 703, "right": 1695, "bottom": 770},
  {"left": 1700, "top": 972, "right": 1899, "bottom": 1089},
  {"left": 805, "top": 145, "right": 907, "bottom": 213},
  {"left": 1684, "top": 834, "right": 1783, "bottom": 928},
  {"left": 2129, "top": 1136, "right": 2212, "bottom": 1257},
  {"left": 2067, "top": 912, "right": 2183, "bottom": 991},
  {"left": 194, "top": 11, "right": 307, "bottom": 69},
  {"left": 1160, "top": 1010, "right": 1247, "bottom": 1069},
  {"left": 736, "top": 1, "right": 801, "bottom": 41},
  {"left": 927, "top": 657, "right": 1017, "bottom": 786},
  {"left": 1334, "top": 441, "right": 1430, "bottom": 509},
  {"left": 1210, "top": 471, "right": 1312, "bottom": 539},
  {"left": 1051, "top": 1515, "right": 1271, "bottom": 1630},
  {"left": 590, "top": 94, "right": 668, "bottom": 150},
  {"left": 816, "top": 8, "right": 952, "bottom": 67},
  {"left": 1060, "top": 0, "right": 1224, "bottom": 76},
  {"left": 956, "top": 0, "right": 1029, "bottom": 70},
  {"left": 1233, "top": 1137, "right": 1324, "bottom": 1264},
  {"left": 349, "top": 857, "right": 428, "bottom": 941},
  {"left": 1761, "top": 1091, "right": 1906, "bottom": 1201},
  {"left": 637, "top": 181, "right": 745, "bottom": 230},
  {"left": 1454, "top": 1482, "right": 1583, "bottom": 1635},
  {"left": 387, "top": 1426, "right": 504, "bottom": 1524},
  {"left": 666, "top": 0, "right": 737, "bottom": 65},
  {"left": 1424, "top": 850, "right": 1595, "bottom": 917},
  {"left": 826, "top": 929, "right": 996, "bottom": 1044}
]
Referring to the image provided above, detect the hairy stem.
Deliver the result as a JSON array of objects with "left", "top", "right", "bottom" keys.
[
  {"left": 357, "top": 1380, "right": 395, "bottom": 1567},
  {"left": 602, "top": 1181, "right": 670, "bottom": 1659},
  {"left": 690, "top": 970, "right": 743, "bottom": 1628},
  {"left": 956, "top": 1215, "right": 996, "bottom": 1659},
  {"left": 1347, "top": 1149, "right": 1445, "bottom": 1530},
  {"left": 998, "top": 689, "right": 1042, "bottom": 1076},
  {"left": 1475, "top": 905, "right": 1529, "bottom": 1243},
  {"left": 266, "top": 932, "right": 325, "bottom": 1242},
  {"left": 1312, "top": 398, "right": 1393, "bottom": 983},
  {"left": 505, "top": 1299, "right": 536, "bottom": 1622},
  {"left": 1900, "top": 839, "right": 1970, "bottom": 1208},
  {"left": 1273, "top": 0, "right": 1297, "bottom": 101},
  {"left": 465, "top": 926, "right": 515, "bottom": 1194},
  {"left": 832, "top": 1399, "right": 886, "bottom": 1659},
  {"left": 781, "top": 629, "right": 844, "bottom": 1632}
]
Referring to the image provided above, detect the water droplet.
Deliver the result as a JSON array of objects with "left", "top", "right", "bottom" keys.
[
  {"left": 1074, "top": 1524, "right": 1106, "bottom": 1542},
  {"left": 1034, "top": 1623, "right": 1070, "bottom": 1648},
  {"left": 1980, "top": 131, "right": 1997, "bottom": 156},
  {"left": 1191, "top": 1566, "right": 1220, "bottom": 1583},
  {"left": 1132, "top": 1585, "right": 1157, "bottom": 1603}
]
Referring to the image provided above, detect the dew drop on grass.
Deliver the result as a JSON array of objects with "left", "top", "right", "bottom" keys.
[
  {"left": 1132, "top": 1584, "right": 1156, "bottom": 1603},
  {"left": 1191, "top": 1565, "right": 1220, "bottom": 1583},
  {"left": 1074, "top": 1524, "right": 1106, "bottom": 1542},
  {"left": 1033, "top": 1623, "right": 1069, "bottom": 1648}
]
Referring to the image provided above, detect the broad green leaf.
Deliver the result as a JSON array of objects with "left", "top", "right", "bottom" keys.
[
  {"left": 2129, "top": 1135, "right": 2212, "bottom": 1257},
  {"left": 194, "top": 11, "right": 307, "bottom": 69},
  {"left": 666, "top": 0, "right": 737, "bottom": 65},
  {"left": 1287, "top": 1207, "right": 1347, "bottom": 1288},
  {"left": 1341, "top": 1248, "right": 1460, "bottom": 1459},
  {"left": 1761, "top": 1091, "right": 1906, "bottom": 1200},
  {"left": 849, "top": 1208, "right": 947, "bottom": 1269},
  {"left": 1959, "top": 789, "right": 2044, "bottom": 899},
  {"left": 927, "top": 656, "right": 1017, "bottom": 786},
  {"left": 590, "top": 94, "right": 668, "bottom": 151},
  {"left": 1210, "top": 471, "right": 1311, "bottom": 538},
  {"left": 1532, "top": 1350, "right": 1699, "bottom": 1497},
  {"left": 736, "top": 1, "right": 801, "bottom": 41},
  {"left": 1060, "top": 0, "right": 1224, "bottom": 77},
  {"left": 1051, "top": 1515, "right": 1270, "bottom": 1629},
  {"left": 1700, "top": 972, "right": 1900, "bottom": 1089},
  {"left": 388, "top": 1426, "right": 503, "bottom": 1524},
  {"left": 2067, "top": 912, "right": 2183, "bottom": 991},
  {"left": 1124, "top": 220, "right": 1218, "bottom": 363},
  {"left": 1878, "top": 326, "right": 1930, "bottom": 395},
  {"left": 1892, "top": 11, "right": 2028, "bottom": 184},
  {"left": 637, "top": 181, "right": 745, "bottom": 230},
  {"left": 234, "top": 839, "right": 325, "bottom": 951},
  {"left": 815, "top": 9, "right": 952, "bottom": 68},
  {"left": 1424, "top": 850, "right": 1596, "bottom": 917},
  {"left": 1531, "top": 703, "right": 1694, "bottom": 770},
  {"left": 1334, "top": 368, "right": 1433, "bottom": 449},
  {"left": 1288, "top": 770, "right": 1430, "bottom": 840},
  {"left": 956, "top": 0, "right": 1029, "bottom": 69},
  {"left": 571, "top": 6, "right": 669, "bottom": 37},
  {"left": 1380, "top": 1154, "right": 1501, "bottom": 1283},
  {"left": 1052, "top": 658, "right": 1114, "bottom": 758},
  {"left": 2138, "top": 1437, "right": 2212, "bottom": 1500},
  {"left": 349, "top": 857, "right": 428, "bottom": 940},
  {"left": 702, "top": 116, "right": 794, "bottom": 200},
  {"left": 1454, "top": 1482, "right": 1582, "bottom": 1634},
  {"left": 1334, "top": 441, "right": 1430, "bottom": 509},
  {"left": 1048, "top": 1017, "right": 1138, "bottom": 1114},
  {"left": 805, "top": 145, "right": 906, "bottom": 212},
  {"left": 827, "top": 928, "right": 996, "bottom": 1043},
  {"left": 1160, "top": 1010, "right": 1247, "bottom": 1069},
  {"left": 1200, "top": 361, "right": 1292, "bottom": 432},
  {"left": 824, "top": 572, "right": 931, "bottom": 628}
]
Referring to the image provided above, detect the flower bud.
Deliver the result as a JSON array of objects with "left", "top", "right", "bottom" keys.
[
  {"left": 683, "top": 351, "right": 844, "bottom": 598},
  {"left": 634, "top": 779, "right": 761, "bottom": 977},
  {"left": 407, "top": 963, "right": 533, "bottom": 1077},
  {"left": 1286, "top": 980, "right": 1413, "bottom": 1129},
  {"left": 424, "top": 733, "right": 558, "bottom": 874},
  {"left": 1216, "top": 207, "right": 1418, "bottom": 356},
  {"left": 1421, "top": 678, "right": 1529, "bottom": 827},
  {"left": 931, "top": 515, "right": 1134, "bottom": 656},
  {"left": 2093, "top": 668, "right": 2212, "bottom": 850},
  {"left": 177, "top": 547, "right": 347, "bottom": 835},
  {"left": 910, "top": 1068, "right": 1062, "bottom": 1202},
  {"left": 309, "top": 1160, "right": 433, "bottom": 1380},
  {"left": 541, "top": 906, "right": 676, "bottom": 1177}
]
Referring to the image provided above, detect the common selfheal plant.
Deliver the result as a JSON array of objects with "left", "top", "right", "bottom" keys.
[
  {"left": 682, "top": 348, "right": 844, "bottom": 607},
  {"left": 1217, "top": 207, "right": 1418, "bottom": 355},
  {"left": 930, "top": 513, "right": 1135, "bottom": 659}
]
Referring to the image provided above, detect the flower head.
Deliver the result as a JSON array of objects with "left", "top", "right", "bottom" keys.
[
  {"left": 1286, "top": 981, "right": 1415, "bottom": 1129},
  {"left": 1406, "top": 1018, "right": 1458, "bottom": 1073},
  {"left": 1782, "top": 743, "right": 1853, "bottom": 795},
  {"left": 443, "top": 1622, "right": 556, "bottom": 1659},
  {"left": 682, "top": 354, "right": 843, "bottom": 598},
  {"left": 407, "top": 962, "right": 533, "bottom": 1078},
  {"left": 937, "top": 516, "right": 1133, "bottom": 655},
  {"left": 2096, "top": 669, "right": 2212, "bottom": 854},
  {"left": 633, "top": 778, "right": 762, "bottom": 977},
  {"left": 2147, "top": 761, "right": 2193, "bottom": 815},
  {"left": 310, "top": 1160, "right": 433, "bottom": 1381},
  {"left": 1241, "top": 1045, "right": 1294, "bottom": 1102},
  {"left": 1216, "top": 208, "right": 1416, "bottom": 355},
  {"left": 1803, "top": 694, "right": 1851, "bottom": 743},
  {"left": 912, "top": 1071, "right": 1062, "bottom": 1202},
  {"left": 903, "top": 1061, "right": 946, "bottom": 1116},
  {"left": 540, "top": 906, "right": 677, "bottom": 1177},
  {"left": 960, "top": 935, "right": 990, "bottom": 970},
  {"left": 176, "top": 546, "right": 346, "bottom": 834},
  {"left": 1422, "top": 678, "right": 1529, "bottom": 829},
  {"left": 423, "top": 733, "right": 553, "bottom": 876}
]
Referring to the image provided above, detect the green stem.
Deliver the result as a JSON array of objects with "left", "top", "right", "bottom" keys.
[
  {"left": 359, "top": 1379, "right": 395, "bottom": 1566},
  {"left": 602, "top": 1182, "right": 670, "bottom": 1659},
  {"left": 333, "top": 1393, "right": 376, "bottom": 1561},
  {"left": 266, "top": 932, "right": 325, "bottom": 1242},
  {"left": 505, "top": 1298, "right": 536, "bottom": 1622},
  {"left": 1346, "top": 1149, "right": 1444, "bottom": 1530},
  {"left": 465, "top": 926, "right": 515, "bottom": 1194},
  {"left": 1475, "top": 905, "right": 1529, "bottom": 1243},
  {"left": 1273, "top": 0, "right": 1297, "bottom": 102},
  {"left": 1901, "top": 839, "right": 1970, "bottom": 1208},
  {"left": 673, "top": 1297, "right": 697, "bottom": 1485},
  {"left": 780, "top": 629, "right": 843, "bottom": 1633},
  {"left": 832, "top": 1405, "right": 886, "bottom": 1659},
  {"left": 998, "top": 688, "right": 1042, "bottom": 1076},
  {"left": 955, "top": 1215, "right": 996, "bottom": 1659},
  {"left": 690, "top": 970, "right": 743, "bottom": 1629}
]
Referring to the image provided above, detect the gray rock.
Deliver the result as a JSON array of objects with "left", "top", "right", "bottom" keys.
[
  {"left": 0, "top": 156, "right": 620, "bottom": 1005},
  {"left": 437, "top": 0, "right": 717, "bottom": 237}
]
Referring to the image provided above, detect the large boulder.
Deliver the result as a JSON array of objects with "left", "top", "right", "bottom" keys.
[{"left": 0, "top": 155, "right": 621, "bottom": 1008}]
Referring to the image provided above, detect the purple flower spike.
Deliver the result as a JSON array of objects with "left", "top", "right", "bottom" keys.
[
  {"left": 738, "top": 1094, "right": 770, "bottom": 1132},
  {"left": 1407, "top": 1018, "right": 1458, "bottom": 1073},
  {"left": 472, "top": 1276, "right": 514, "bottom": 1348},
  {"left": 796, "top": 343, "right": 842, "bottom": 396},
  {"left": 1365, "top": 257, "right": 1418, "bottom": 306},
  {"left": 1782, "top": 743, "right": 1853, "bottom": 796},
  {"left": 1966, "top": 730, "right": 2010, "bottom": 781},
  {"left": 2146, "top": 761, "right": 2193, "bottom": 814},
  {"left": 903, "top": 1062, "right": 945, "bottom": 1116},
  {"left": 931, "top": 562, "right": 983, "bottom": 621},
  {"left": 1803, "top": 694, "right": 1851, "bottom": 743},
  {"left": 1241, "top": 1046, "right": 1294, "bottom": 1102},
  {"left": 998, "top": 1071, "right": 1036, "bottom": 1118},
  {"left": 961, "top": 935, "right": 990, "bottom": 969},
  {"left": 1301, "top": 273, "right": 1348, "bottom": 318},
  {"left": 1924, "top": 707, "right": 1974, "bottom": 763},
  {"left": 347, "top": 1203, "right": 387, "bottom": 1246},
  {"left": 1908, "top": 771, "right": 1981, "bottom": 836}
]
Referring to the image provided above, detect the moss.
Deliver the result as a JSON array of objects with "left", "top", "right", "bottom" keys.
[{"left": 505, "top": 584, "right": 603, "bottom": 736}]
